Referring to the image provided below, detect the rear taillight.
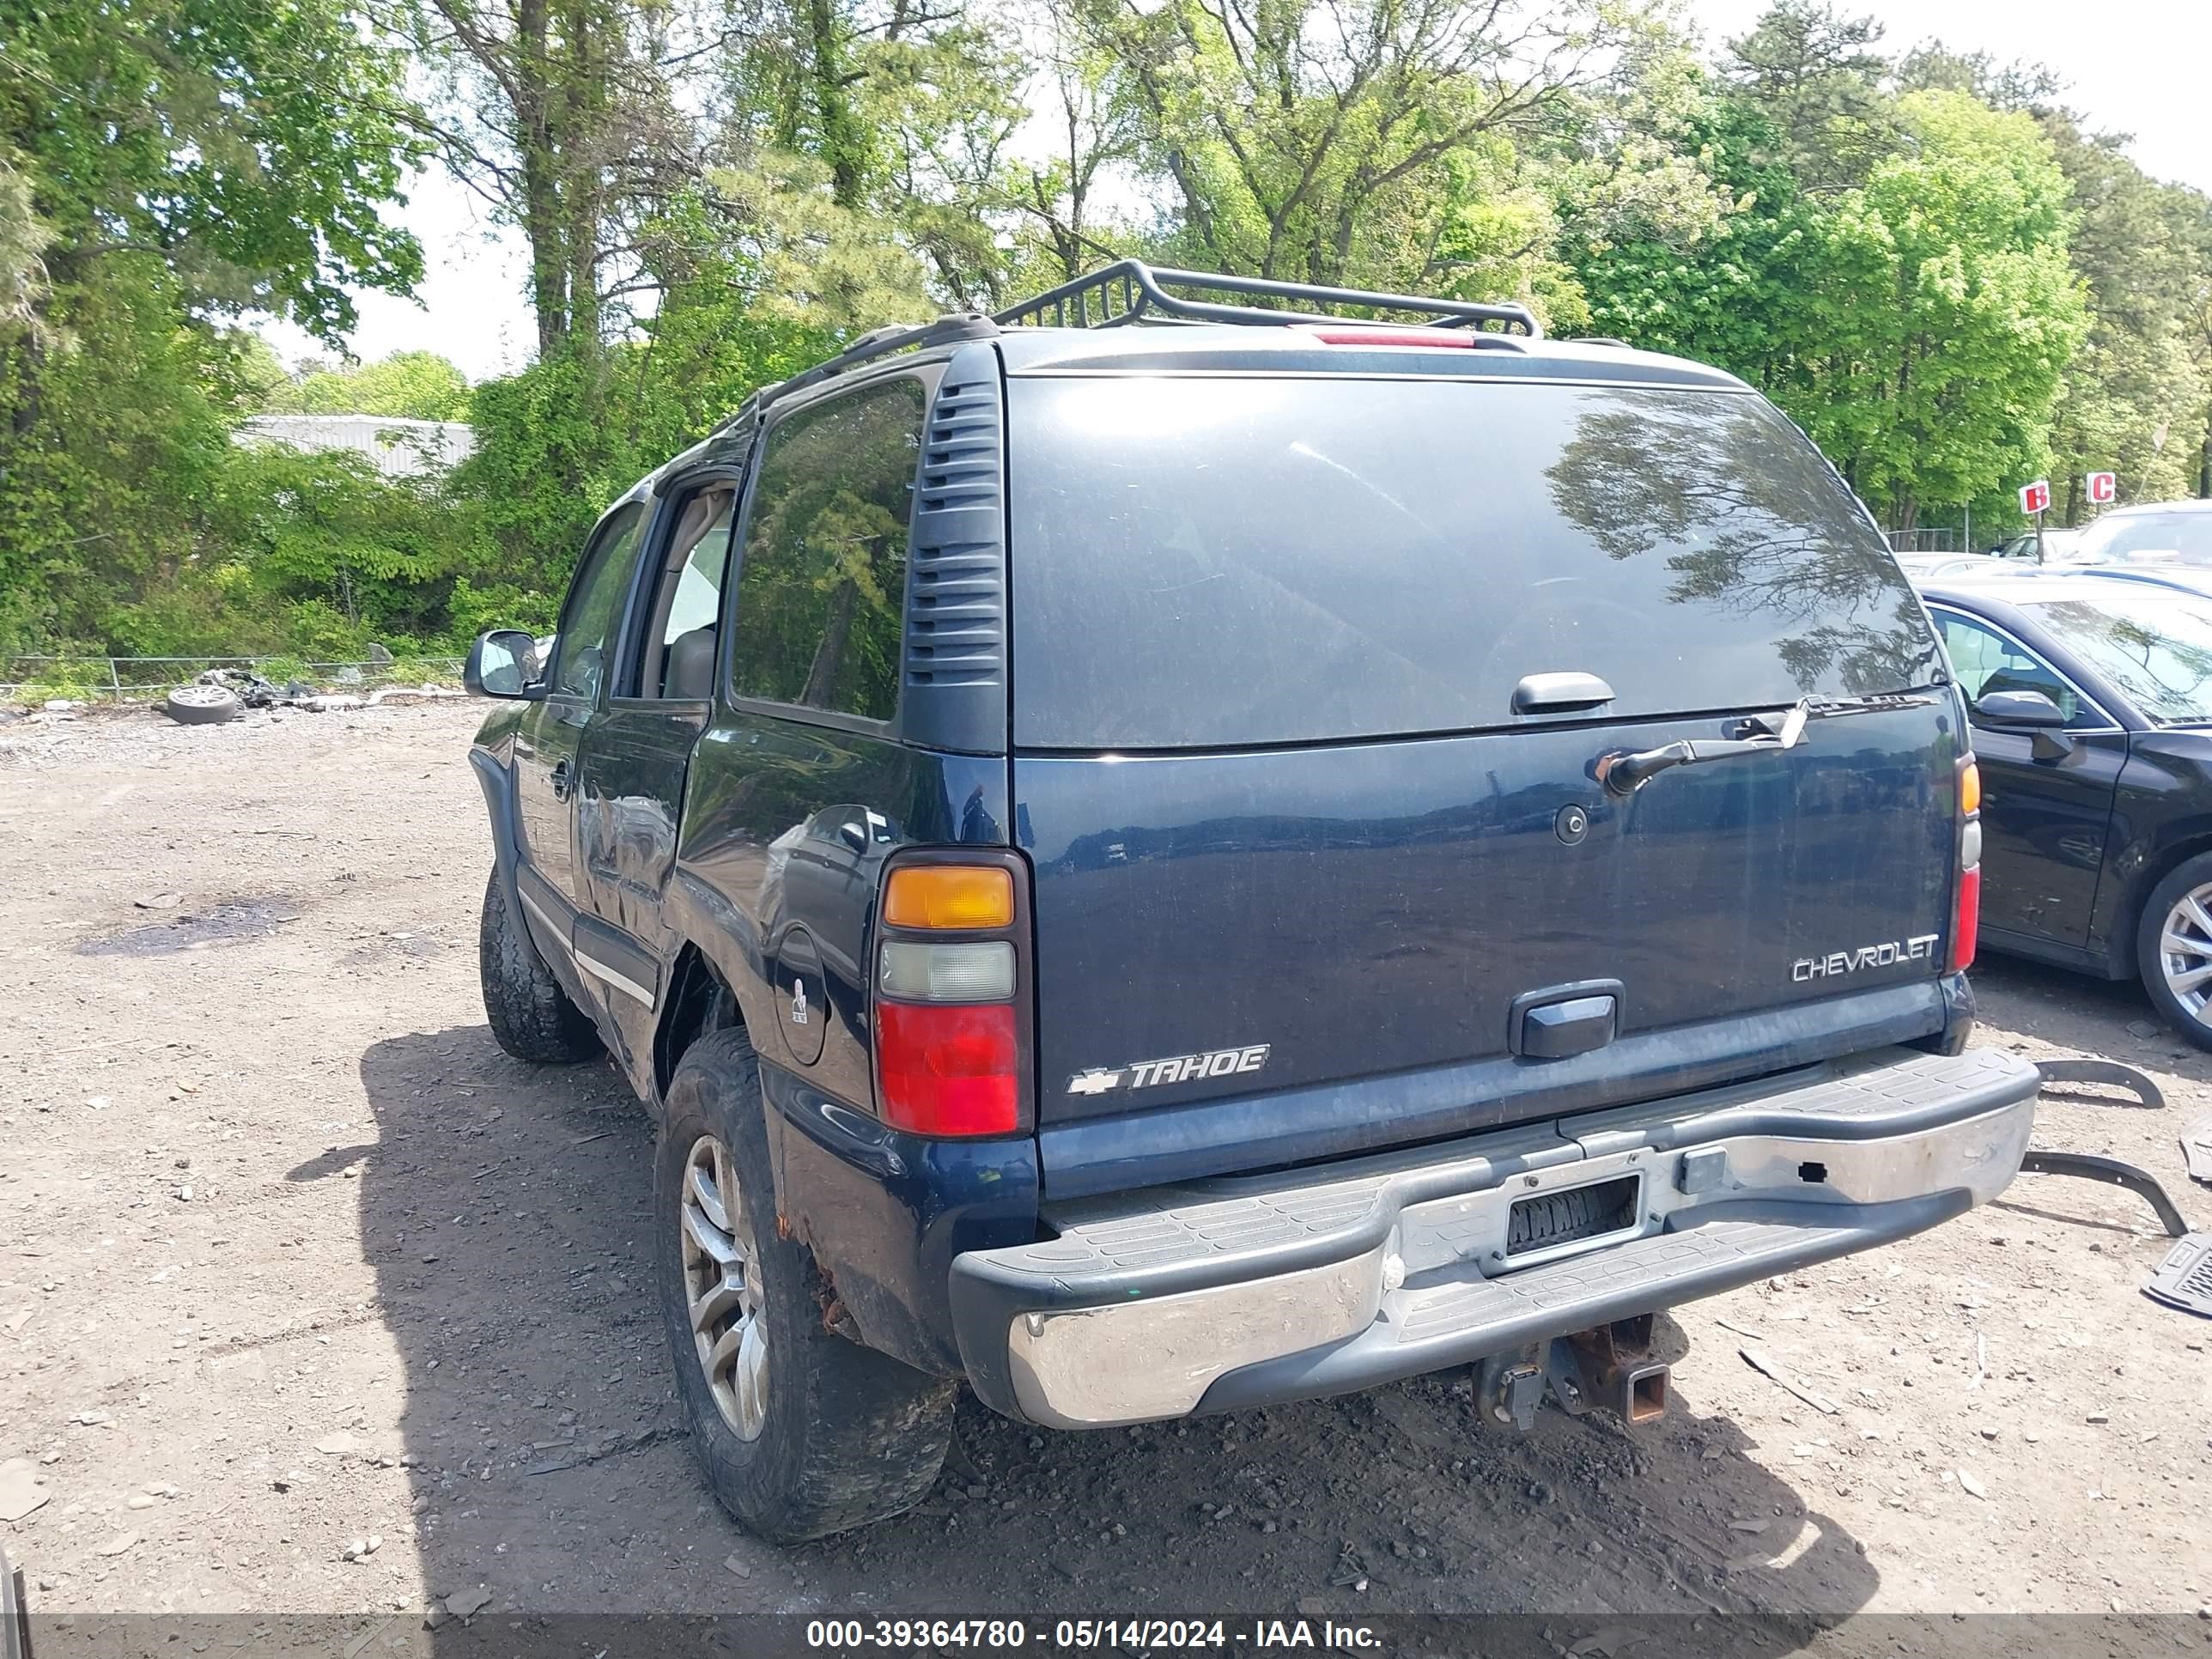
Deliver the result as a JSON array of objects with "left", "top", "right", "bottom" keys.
[
  {"left": 1949, "top": 758, "right": 1980, "bottom": 973},
  {"left": 872, "top": 855, "right": 1029, "bottom": 1138},
  {"left": 875, "top": 1003, "right": 1018, "bottom": 1135}
]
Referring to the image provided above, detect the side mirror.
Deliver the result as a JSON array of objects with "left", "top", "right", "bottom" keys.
[
  {"left": 1972, "top": 689, "right": 2067, "bottom": 729},
  {"left": 465, "top": 629, "right": 544, "bottom": 699}
]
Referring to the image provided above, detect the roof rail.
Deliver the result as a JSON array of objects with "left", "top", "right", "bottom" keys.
[
  {"left": 714, "top": 311, "right": 1000, "bottom": 435},
  {"left": 991, "top": 259, "right": 1541, "bottom": 339}
]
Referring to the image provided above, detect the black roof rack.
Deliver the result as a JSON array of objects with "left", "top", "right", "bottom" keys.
[
  {"left": 705, "top": 261, "right": 1544, "bottom": 439},
  {"left": 991, "top": 258, "right": 1541, "bottom": 339}
]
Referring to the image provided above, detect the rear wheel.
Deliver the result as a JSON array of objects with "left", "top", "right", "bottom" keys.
[
  {"left": 477, "top": 867, "right": 601, "bottom": 1063},
  {"left": 655, "top": 1027, "right": 953, "bottom": 1541},
  {"left": 2136, "top": 853, "right": 2212, "bottom": 1050}
]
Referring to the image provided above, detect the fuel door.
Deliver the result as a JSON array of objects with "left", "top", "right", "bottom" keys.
[{"left": 773, "top": 927, "right": 829, "bottom": 1066}]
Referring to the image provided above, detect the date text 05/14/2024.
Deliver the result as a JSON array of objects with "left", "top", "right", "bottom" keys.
[{"left": 803, "top": 1618, "right": 1382, "bottom": 1650}]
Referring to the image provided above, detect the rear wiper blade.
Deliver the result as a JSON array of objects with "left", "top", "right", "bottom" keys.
[{"left": 1596, "top": 692, "right": 1936, "bottom": 796}]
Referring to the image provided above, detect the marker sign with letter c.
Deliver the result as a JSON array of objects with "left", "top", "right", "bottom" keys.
[{"left": 2087, "top": 471, "right": 2116, "bottom": 505}]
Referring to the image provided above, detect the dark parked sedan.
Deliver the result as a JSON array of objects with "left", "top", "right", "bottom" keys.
[{"left": 1917, "top": 571, "right": 2212, "bottom": 1044}]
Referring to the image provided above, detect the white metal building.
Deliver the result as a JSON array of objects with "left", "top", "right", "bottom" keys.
[{"left": 235, "top": 416, "right": 476, "bottom": 478}]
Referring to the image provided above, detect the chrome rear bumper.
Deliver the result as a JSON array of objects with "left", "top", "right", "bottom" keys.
[{"left": 949, "top": 1046, "right": 2039, "bottom": 1428}]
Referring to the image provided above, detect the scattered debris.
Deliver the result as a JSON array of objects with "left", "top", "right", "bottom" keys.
[
  {"left": 723, "top": 1553, "right": 753, "bottom": 1579},
  {"left": 445, "top": 1587, "right": 492, "bottom": 1620},
  {"left": 343, "top": 1617, "right": 398, "bottom": 1659},
  {"left": 95, "top": 1532, "right": 140, "bottom": 1557},
  {"left": 521, "top": 1419, "right": 683, "bottom": 1476},
  {"left": 1738, "top": 1346, "right": 1838, "bottom": 1414},
  {"left": 2182, "top": 1115, "right": 2212, "bottom": 1188},
  {"left": 1568, "top": 1627, "right": 1647, "bottom": 1658},
  {"left": 0, "top": 1457, "right": 51, "bottom": 1521},
  {"left": 1958, "top": 1469, "right": 1989, "bottom": 1500}
]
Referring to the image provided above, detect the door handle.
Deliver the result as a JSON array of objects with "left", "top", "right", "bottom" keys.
[{"left": 551, "top": 759, "right": 573, "bottom": 801}]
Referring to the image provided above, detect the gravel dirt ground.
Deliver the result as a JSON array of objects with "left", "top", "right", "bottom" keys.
[{"left": 2, "top": 699, "right": 2209, "bottom": 1633}]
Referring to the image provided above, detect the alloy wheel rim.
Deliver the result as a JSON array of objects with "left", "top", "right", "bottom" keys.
[
  {"left": 678, "top": 1133, "right": 768, "bottom": 1440},
  {"left": 2158, "top": 882, "right": 2212, "bottom": 1022}
]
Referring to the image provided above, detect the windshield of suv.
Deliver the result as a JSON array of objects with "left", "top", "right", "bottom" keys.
[
  {"left": 2076, "top": 510, "right": 2212, "bottom": 566},
  {"left": 2018, "top": 593, "right": 2212, "bottom": 725},
  {"left": 1008, "top": 375, "right": 1940, "bottom": 749}
]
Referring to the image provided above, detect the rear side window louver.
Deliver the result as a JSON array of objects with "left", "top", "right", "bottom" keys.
[{"left": 902, "top": 342, "right": 1007, "bottom": 753}]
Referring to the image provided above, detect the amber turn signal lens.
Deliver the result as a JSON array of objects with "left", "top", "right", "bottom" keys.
[
  {"left": 1959, "top": 759, "right": 1980, "bottom": 817},
  {"left": 884, "top": 865, "right": 1015, "bottom": 930}
]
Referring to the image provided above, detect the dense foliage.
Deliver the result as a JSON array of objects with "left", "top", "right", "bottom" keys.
[{"left": 2, "top": 0, "right": 2208, "bottom": 662}]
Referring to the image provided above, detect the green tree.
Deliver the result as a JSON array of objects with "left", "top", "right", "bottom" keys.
[
  {"left": 1897, "top": 41, "right": 2211, "bottom": 515},
  {"left": 1073, "top": 0, "right": 1650, "bottom": 307},
  {"left": 0, "top": 0, "right": 427, "bottom": 648},
  {"left": 1784, "top": 92, "right": 2089, "bottom": 530},
  {"left": 264, "top": 351, "right": 476, "bottom": 421},
  {"left": 1565, "top": 89, "right": 1819, "bottom": 377},
  {"left": 1722, "top": 0, "right": 1895, "bottom": 194}
]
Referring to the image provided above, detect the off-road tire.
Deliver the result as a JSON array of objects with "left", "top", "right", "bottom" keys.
[
  {"left": 2136, "top": 852, "right": 2212, "bottom": 1051},
  {"left": 656, "top": 1027, "right": 953, "bottom": 1541},
  {"left": 477, "top": 867, "right": 601, "bottom": 1063}
]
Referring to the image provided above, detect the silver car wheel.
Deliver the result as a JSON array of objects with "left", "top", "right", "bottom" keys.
[
  {"left": 2157, "top": 883, "right": 2212, "bottom": 1023},
  {"left": 679, "top": 1133, "right": 769, "bottom": 1441}
]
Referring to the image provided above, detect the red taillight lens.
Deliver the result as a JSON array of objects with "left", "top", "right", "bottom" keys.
[
  {"left": 875, "top": 1000, "right": 1018, "bottom": 1137},
  {"left": 1949, "top": 863, "right": 1980, "bottom": 973}
]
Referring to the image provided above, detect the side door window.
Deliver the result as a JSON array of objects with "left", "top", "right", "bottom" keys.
[
  {"left": 728, "top": 376, "right": 927, "bottom": 722},
  {"left": 552, "top": 503, "right": 649, "bottom": 704},
  {"left": 1934, "top": 611, "right": 2100, "bottom": 730},
  {"left": 625, "top": 484, "right": 738, "bottom": 700}
]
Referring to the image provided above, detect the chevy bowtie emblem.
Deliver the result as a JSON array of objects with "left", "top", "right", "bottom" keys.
[{"left": 1064, "top": 1043, "right": 1271, "bottom": 1095}]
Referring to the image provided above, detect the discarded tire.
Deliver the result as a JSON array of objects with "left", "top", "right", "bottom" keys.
[{"left": 163, "top": 685, "right": 240, "bottom": 725}]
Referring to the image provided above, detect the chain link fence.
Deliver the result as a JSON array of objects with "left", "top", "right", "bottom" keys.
[{"left": 2, "top": 654, "right": 466, "bottom": 704}]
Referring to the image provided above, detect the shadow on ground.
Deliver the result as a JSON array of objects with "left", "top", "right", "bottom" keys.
[{"left": 353, "top": 1024, "right": 1880, "bottom": 1626}]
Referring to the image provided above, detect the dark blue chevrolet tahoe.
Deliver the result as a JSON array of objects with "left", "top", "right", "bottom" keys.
[{"left": 462, "top": 263, "right": 2039, "bottom": 1541}]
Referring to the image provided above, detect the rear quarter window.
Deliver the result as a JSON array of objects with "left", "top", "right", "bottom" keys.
[
  {"left": 728, "top": 376, "right": 927, "bottom": 721},
  {"left": 1006, "top": 376, "right": 1941, "bottom": 749}
]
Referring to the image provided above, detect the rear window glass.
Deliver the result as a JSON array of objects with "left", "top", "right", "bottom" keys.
[
  {"left": 1007, "top": 376, "right": 1941, "bottom": 749},
  {"left": 2078, "top": 511, "right": 2212, "bottom": 566}
]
